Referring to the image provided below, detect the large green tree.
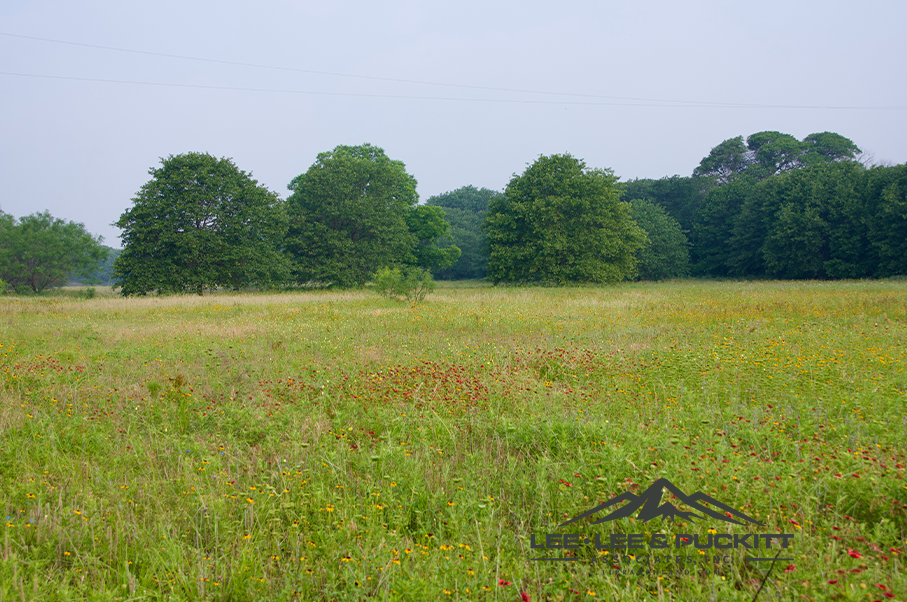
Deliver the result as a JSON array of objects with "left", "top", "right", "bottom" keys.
[
  {"left": 0, "top": 211, "right": 107, "bottom": 293},
  {"left": 484, "top": 154, "right": 644, "bottom": 284},
  {"left": 114, "top": 153, "right": 290, "bottom": 295},
  {"left": 284, "top": 144, "right": 419, "bottom": 287}
]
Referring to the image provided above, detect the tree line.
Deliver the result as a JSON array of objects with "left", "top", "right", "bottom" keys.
[
  {"left": 623, "top": 131, "right": 906, "bottom": 279},
  {"left": 1, "top": 132, "right": 903, "bottom": 294},
  {"left": 422, "top": 130, "right": 904, "bottom": 283}
]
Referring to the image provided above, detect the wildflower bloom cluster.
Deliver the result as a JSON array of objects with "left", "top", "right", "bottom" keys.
[{"left": 0, "top": 282, "right": 904, "bottom": 599}]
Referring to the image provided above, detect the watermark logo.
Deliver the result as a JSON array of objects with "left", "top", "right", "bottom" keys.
[
  {"left": 558, "top": 477, "right": 765, "bottom": 527},
  {"left": 531, "top": 477, "right": 795, "bottom": 569}
]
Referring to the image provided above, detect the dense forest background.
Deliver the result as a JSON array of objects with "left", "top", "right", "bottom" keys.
[
  {"left": 424, "top": 130, "right": 905, "bottom": 282},
  {"left": 11, "top": 129, "right": 906, "bottom": 292}
]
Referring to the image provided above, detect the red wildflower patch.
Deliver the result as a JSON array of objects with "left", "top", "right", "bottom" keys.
[
  {"left": 847, "top": 549, "right": 862, "bottom": 559},
  {"left": 359, "top": 361, "right": 489, "bottom": 411}
]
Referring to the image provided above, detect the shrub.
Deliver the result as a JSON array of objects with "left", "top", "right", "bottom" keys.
[{"left": 373, "top": 267, "right": 436, "bottom": 304}]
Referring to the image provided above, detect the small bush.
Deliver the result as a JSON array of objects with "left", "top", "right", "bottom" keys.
[
  {"left": 372, "top": 267, "right": 436, "bottom": 304},
  {"left": 0, "top": 278, "right": 6, "bottom": 295},
  {"left": 372, "top": 267, "right": 400, "bottom": 298}
]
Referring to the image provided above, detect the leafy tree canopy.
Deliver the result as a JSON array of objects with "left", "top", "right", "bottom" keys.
[
  {"left": 746, "top": 131, "right": 805, "bottom": 178},
  {"left": 620, "top": 175, "right": 712, "bottom": 234},
  {"left": 430, "top": 207, "right": 488, "bottom": 280},
  {"left": 628, "top": 199, "right": 690, "bottom": 281},
  {"left": 759, "top": 162, "right": 870, "bottom": 279},
  {"left": 801, "top": 132, "right": 865, "bottom": 165},
  {"left": 426, "top": 185, "right": 500, "bottom": 214},
  {"left": 484, "top": 154, "right": 645, "bottom": 285},
  {"left": 689, "top": 161, "right": 901, "bottom": 280},
  {"left": 692, "top": 136, "right": 750, "bottom": 184},
  {"left": 285, "top": 144, "right": 419, "bottom": 287},
  {"left": 114, "top": 153, "right": 290, "bottom": 295},
  {"left": 0, "top": 211, "right": 107, "bottom": 293},
  {"left": 865, "top": 164, "right": 907, "bottom": 277},
  {"left": 426, "top": 186, "right": 501, "bottom": 280},
  {"left": 404, "top": 205, "right": 461, "bottom": 272},
  {"left": 691, "top": 177, "right": 755, "bottom": 276},
  {"left": 693, "top": 131, "right": 861, "bottom": 184}
]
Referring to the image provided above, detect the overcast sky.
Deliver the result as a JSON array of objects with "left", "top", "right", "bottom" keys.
[{"left": 2, "top": 0, "right": 905, "bottom": 247}]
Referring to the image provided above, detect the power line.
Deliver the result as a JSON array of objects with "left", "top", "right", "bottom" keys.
[
  {"left": 0, "top": 31, "right": 752, "bottom": 106},
  {"left": 5, "top": 31, "right": 899, "bottom": 110},
  {"left": 0, "top": 70, "right": 697, "bottom": 106},
  {"left": 3, "top": 71, "right": 905, "bottom": 111}
]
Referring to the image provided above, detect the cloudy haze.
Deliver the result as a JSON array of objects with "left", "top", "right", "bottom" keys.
[{"left": 2, "top": 0, "right": 904, "bottom": 247}]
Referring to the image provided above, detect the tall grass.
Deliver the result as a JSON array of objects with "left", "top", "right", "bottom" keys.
[{"left": 0, "top": 280, "right": 904, "bottom": 600}]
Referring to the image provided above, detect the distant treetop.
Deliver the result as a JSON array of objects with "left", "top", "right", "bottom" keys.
[
  {"left": 426, "top": 185, "right": 501, "bottom": 214},
  {"left": 693, "top": 131, "right": 861, "bottom": 184}
]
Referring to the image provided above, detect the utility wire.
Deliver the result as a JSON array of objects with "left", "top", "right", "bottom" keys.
[
  {"left": 0, "top": 70, "right": 707, "bottom": 106},
  {"left": 3, "top": 71, "right": 905, "bottom": 111},
  {"left": 0, "top": 31, "right": 752, "bottom": 106},
  {"left": 6, "top": 31, "right": 899, "bottom": 110}
]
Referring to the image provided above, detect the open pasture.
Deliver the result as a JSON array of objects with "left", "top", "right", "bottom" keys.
[{"left": 1, "top": 280, "right": 905, "bottom": 601}]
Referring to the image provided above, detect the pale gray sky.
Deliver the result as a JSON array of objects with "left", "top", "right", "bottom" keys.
[{"left": 2, "top": 0, "right": 904, "bottom": 247}]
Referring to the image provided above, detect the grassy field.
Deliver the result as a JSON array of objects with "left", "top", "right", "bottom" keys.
[{"left": 1, "top": 280, "right": 905, "bottom": 601}]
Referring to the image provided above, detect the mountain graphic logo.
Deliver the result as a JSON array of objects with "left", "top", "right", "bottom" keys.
[{"left": 558, "top": 478, "right": 766, "bottom": 528}]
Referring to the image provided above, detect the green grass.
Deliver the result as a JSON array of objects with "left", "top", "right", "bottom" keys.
[{"left": 1, "top": 280, "right": 905, "bottom": 601}]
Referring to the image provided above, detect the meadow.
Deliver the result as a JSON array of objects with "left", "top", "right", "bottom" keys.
[{"left": 0, "top": 280, "right": 905, "bottom": 601}]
